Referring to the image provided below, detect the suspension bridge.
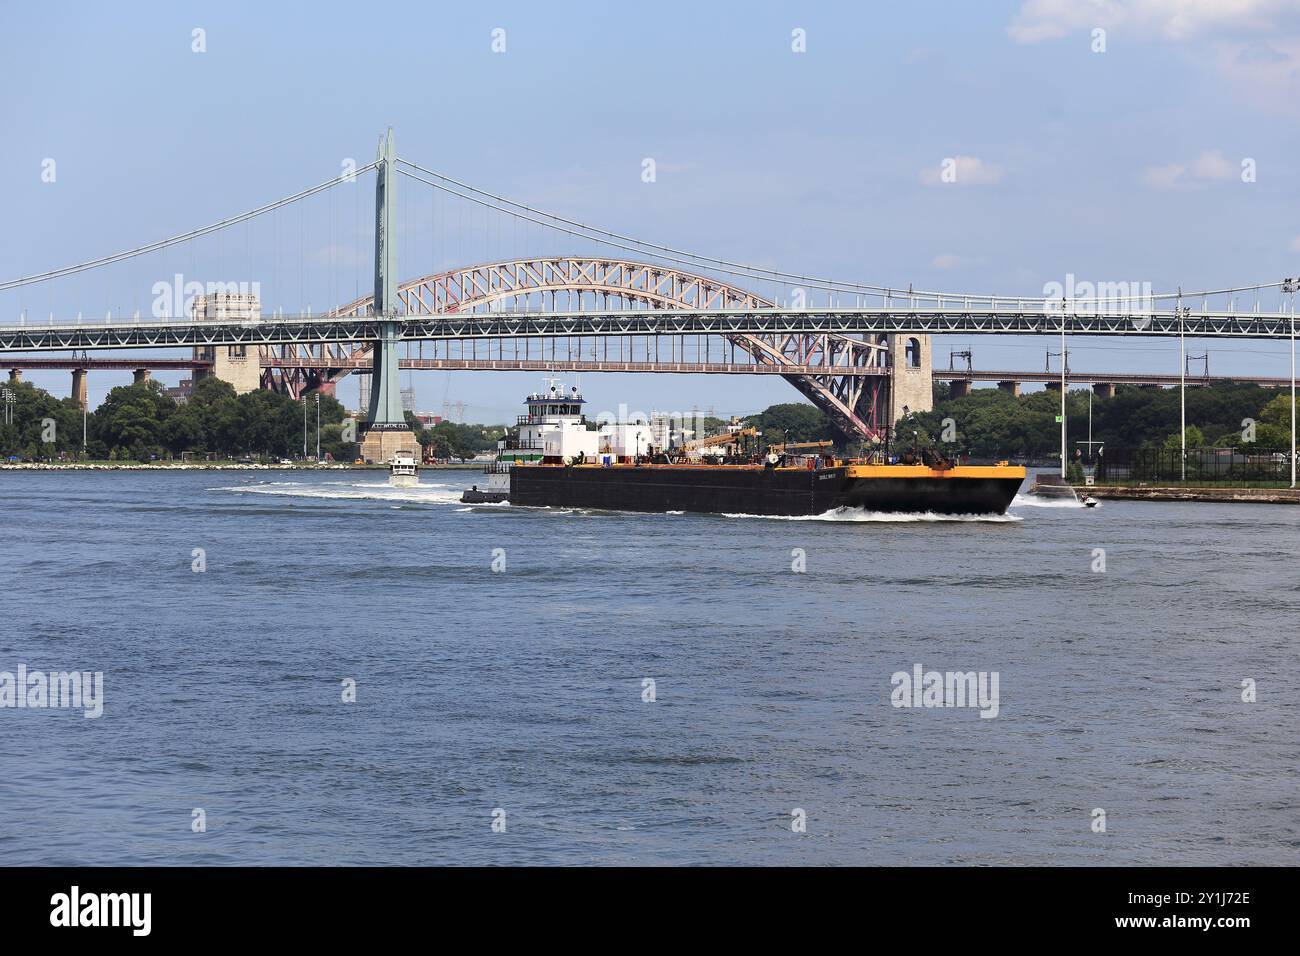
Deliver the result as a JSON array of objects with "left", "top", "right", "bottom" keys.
[{"left": 2, "top": 128, "right": 1296, "bottom": 451}]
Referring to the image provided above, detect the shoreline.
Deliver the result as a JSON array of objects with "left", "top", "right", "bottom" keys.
[
  {"left": 1082, "top": 484, "right": 1300, "bottom": 505},
  {"left": 0, "top": 462, "right": 487, "bottom": 472}
]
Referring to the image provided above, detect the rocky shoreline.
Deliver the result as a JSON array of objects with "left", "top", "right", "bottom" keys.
[
  {"left": 0, "top": 461, "right": 485, "bottom": 471},
  {"left": 1085, "top": 484, "right": 1300, "bottom": 505}
]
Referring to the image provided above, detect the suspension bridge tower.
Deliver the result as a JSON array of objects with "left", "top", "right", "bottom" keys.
[{"left": 359, "top": 127, "right": 420, "bottom": 463}]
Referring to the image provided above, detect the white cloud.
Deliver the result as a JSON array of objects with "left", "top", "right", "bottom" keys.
[
  {"left": 1213, "top": 38, "right": 1300, "bottom": 116},
  {"left": 1189, "top": 149, "right": 1236, "bottom": 179},
  {"left": 919, "top": 156, "right": 1003, "bottom": 185},
  {"left": 1142, "top": 150, "right": 1238, "bottom": 189},
  {"left": 1008, "top": 0, "right": 1294, "bottom": 44},
  {"left": 930, "top": 253, "right": 963, "bottom": 270}
]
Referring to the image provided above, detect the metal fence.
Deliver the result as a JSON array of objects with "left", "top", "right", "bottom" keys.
[{"left": 1093, "top": 447, "right": 1296, "bottom": 487}]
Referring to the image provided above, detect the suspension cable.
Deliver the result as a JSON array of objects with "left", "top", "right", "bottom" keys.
[
  {"left": 396, "top": 156, "right": 1290, "bottom": 306},
  {"left": 0, "top": 163, "right": 378, "bottom": 292}
]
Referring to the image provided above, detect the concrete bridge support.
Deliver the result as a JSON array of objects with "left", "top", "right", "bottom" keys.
[
  {"left": 71, "top": 369, "right": 87, "bottom": 410},
  {"left": 948, "top": 379, "right": 971, "bottom": 399},
  {"left": 8, "top": 369, "right": 21, "bottom": 383},
  {"left": 1045, "top": 381, "right": 1062, "bottom": 392},
  {"left": 888, "top": 333, "right": 933, "bottom": 426},
  {"left": 1093, "top": 382, "right": 1116, "bottom": 399},
  {"left": 133, "top": 368, "right": 151, "bottom": 385},
  {"left": 997, "top": 380, "right": 1020, "bottom": 396},
  {"left": 360, "top": 128, "right": 419, "bottom": 464}
]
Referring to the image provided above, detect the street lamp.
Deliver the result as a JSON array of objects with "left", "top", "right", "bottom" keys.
[
  {"left": 315, "top": 393, "right": 321, "bottom": 462},
  {"left": 1287, "top": 278, "right": 1297, "bottom": 489},
  {"left": 1178, "top": 290, "right": 1186, "bottom": 483},
  {"left": 1059, "top": 302, "right": 1067, "bottom": 479}
]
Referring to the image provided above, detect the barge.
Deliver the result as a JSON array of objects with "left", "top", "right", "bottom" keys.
[{"left": 461, "top": 380, "right": 1025, "bottom": 516}]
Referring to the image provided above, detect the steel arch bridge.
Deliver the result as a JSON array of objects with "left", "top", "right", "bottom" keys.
[{"left": 262, "top": 256, "right": 893, "bottom": 438}]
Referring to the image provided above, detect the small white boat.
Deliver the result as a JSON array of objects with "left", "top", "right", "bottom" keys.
[
  {"left": 388, "top": 450, "right": 420, "bottom": 487},
  {"left": 1082, "top": 496, "right": 1098, "bottom": 508}
]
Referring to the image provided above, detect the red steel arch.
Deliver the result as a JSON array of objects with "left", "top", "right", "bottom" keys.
[{"left": 262, "top": 257, "right": 890, "bottom": 438}]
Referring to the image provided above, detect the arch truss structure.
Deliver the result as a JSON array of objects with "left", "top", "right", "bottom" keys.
[{"left": 261, "top": 257, "right": 892, "bottom": 439}]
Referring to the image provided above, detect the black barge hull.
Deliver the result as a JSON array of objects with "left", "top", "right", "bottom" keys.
[{"left": 508, "top": 464, "right": 1024, "bottom": 516}]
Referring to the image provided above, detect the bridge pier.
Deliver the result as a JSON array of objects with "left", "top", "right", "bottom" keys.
[
  {"left": 1093, "top": 382, "right": 1116, "bottom": 399},
  {"left": 1044, "top": 381, "right": 1062, "bottom": 392},
  {"left": 888, "top": 333, "right": 933, "bottom": 427},
  {"left": 359, "top": 128, "right": 419, "bottom": 464},
  {"left": 8, "top": 369, "right": 21, "bottom": 383},
  {"left": 949, "top": 379, "right": 971, "bottom": 399},
  {"left": 71, "top": 369, "right": 87, "bottom": 410},
  {"left": 133, "top": 368, "right": 151, "bottom": 385},
  {"left": 997, "top": 380, "right": 1020, "bottom": 396}
]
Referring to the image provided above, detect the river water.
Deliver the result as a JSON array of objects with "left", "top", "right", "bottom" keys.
[{"left": 0, "top": 468, "right": 1296, "bottom": 865}]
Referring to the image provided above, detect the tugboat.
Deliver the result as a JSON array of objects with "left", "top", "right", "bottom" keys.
[
  {"left": 465, "top": 382, "right": 1025, "bottom": 515},
  {"left": 388, "top": 449, "right": 420, "bottom": 488},
  {"left": 461, "top": 379, "right": 625, "bottom": 504}
]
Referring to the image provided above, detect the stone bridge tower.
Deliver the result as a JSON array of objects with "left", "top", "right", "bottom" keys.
[{"left": 888, "top": 333, "right": 933, "bottom": 435}]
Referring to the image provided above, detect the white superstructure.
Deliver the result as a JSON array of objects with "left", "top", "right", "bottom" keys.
[
  {"left": 388, "top": 449, "right": 420, "bottom": 487},
  {"left": 509, "top": 380, "right": 600, "bottom": 463}
]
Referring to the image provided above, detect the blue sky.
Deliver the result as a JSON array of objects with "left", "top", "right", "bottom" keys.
[{"left": 2, "top": 0, "right": 1299, "bottom": 420}]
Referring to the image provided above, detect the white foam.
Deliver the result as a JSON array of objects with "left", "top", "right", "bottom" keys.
[
  {"left": 1010, "top": 493, "right": 1084, "bottom": 509},
  {"left": 721, "top": 507, "right": 1023, "bottom": 523},
  {"left": 210, "top": 479, "right": 464, "bottom": 505}
]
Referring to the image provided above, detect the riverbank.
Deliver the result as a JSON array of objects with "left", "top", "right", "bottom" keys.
[
  {"left": 1084, "top": 484, "right": 1300, "bottom": 505},
  {"left": 0, "top": 461, "right": 488, "bottom": 472}
]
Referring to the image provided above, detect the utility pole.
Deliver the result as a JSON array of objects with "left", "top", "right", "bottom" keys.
[
  {"left": 1059, "top": 306, "right": 1067, "bottom": 479},
  {"left": 302, "top": 397, "right": 307, "bottom": 459},
  {"left": 315, "top": 393, "right": 321, "bottom": 461},
  {"left": 1178, "top": 289, "right": 1186, "bottom": 482},
  {"left": 1288, "top": 278, "right": 1297, "bottom": 489}
]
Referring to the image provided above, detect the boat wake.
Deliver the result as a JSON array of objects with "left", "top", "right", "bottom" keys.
[
  {"left": 1011, "top": 493, "right": 1086, "bottom": 509},
  {"left": 211, "top": 479, "right": 465, "bottom": 505},
  {"left": 723, "top": 507, "right": 1023, "bottom": 523}
]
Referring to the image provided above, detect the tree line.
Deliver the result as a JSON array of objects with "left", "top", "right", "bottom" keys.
[
  {"left": 900, "top": 381, "right": 1298, "bottom": 458},
  {"left": 0, "top": 377, "right": 359, "bottom": 462},
  {"left": 6, "top": 377, "right": 1290, "bottom": 463},
  {"left": 0, "top": 376, "right": 510, "bottom": 463}
]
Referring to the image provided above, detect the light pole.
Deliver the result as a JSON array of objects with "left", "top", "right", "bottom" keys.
[
  {"left": 315, "top": 393, "right": 321, "bottom": 462},
  {"left": 302, "top": 397, "right": 307, "bottom": 460},
  {"left": 1178, "top": 290, "right": 1186, "bottom": 483},
  {"left": 1289, "top": 279, "right": 1296, "bottom": 489},
  {"left": 1059, "top": 304, "right": 1067, "bottom": 479}
]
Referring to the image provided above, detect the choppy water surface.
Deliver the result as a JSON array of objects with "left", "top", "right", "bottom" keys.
[{"left": 1, "top": 468, "right": 1296, "bottom": 865}]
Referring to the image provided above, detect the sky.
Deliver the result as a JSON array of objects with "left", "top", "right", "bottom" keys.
[{"left": 2, "top": 0, "right": 1300, "bottom": 421}]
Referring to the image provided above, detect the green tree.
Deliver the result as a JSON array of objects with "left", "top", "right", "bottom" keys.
[
  {"left": 0, "top": 381, "right": 82, "bottom": 459},
  {"left": 1163, "top": 425, "right": 1205, "bottom": 449},
  {"left": 743, "top": 403, "right": 831, "bottom": 446},
  {"left": 90, "top": 382, "right": 174, "bottom": 459}
]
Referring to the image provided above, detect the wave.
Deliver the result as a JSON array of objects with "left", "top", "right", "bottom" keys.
[
  {"left": 1010, "top": 493, "right": 1085, "bottom": 509},
  {"left": 721, "top": 507, "right": 1023, "bottom": 523},
  {"left": 210, "top": 479, "right": 464, "bottom": 505}
]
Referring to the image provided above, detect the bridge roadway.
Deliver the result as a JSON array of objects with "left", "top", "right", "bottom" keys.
[
  {"left": 2, "top": 307, "right": 1298, "bottom": 352},
  {"left": 4, "top": 355, "right": 1291, "bottom": 388},
  {"left": 261, "top": 356, "right": 1295, "bottom": 387}
]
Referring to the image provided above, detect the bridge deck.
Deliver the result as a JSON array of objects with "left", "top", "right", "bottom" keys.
[{"left": 2, "top": 308, "right": 1298, "bottom": 352}]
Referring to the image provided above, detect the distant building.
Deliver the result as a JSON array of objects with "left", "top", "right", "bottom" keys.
[
  {"left": 191, "top": 292, "right": 261, "bottom": 394},
  {"left": 165, "top": 377, "right": 194, "bottom": 404}
]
